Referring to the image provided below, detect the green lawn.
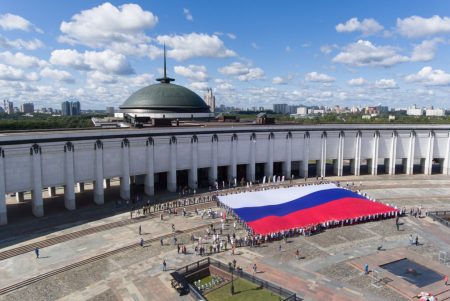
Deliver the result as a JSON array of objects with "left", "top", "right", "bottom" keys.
[{"left": 206, "top": 278, "right": 282, "bottom": 301}]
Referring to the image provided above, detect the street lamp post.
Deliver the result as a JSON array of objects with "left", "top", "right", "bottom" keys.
[{"left": 229, "top": 262, "right": 234, "bottom": 295}]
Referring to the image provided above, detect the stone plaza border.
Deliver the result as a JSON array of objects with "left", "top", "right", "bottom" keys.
[
  {"left": 427, "top": 211, "right": 450, "bottom": 228},
  {"left": 170, "top": 257, "right": 301, "bottom": 301}
]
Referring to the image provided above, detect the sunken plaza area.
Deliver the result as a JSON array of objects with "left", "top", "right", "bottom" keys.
[{"left": 0, "top": 174, "right": 449, "bottom": 301}]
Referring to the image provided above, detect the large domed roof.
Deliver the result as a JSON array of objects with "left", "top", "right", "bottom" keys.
[{"left": 120, "top": 82, "right": 210, "bottom": 113}]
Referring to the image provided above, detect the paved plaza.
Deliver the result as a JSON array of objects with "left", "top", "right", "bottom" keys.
[{"left": 0, "top": 174, "right": 450, "bottom": 301}]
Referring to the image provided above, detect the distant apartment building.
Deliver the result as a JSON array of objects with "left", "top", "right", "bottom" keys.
[
  {"left": 204, "top": 88, "right": 216, "bottom": 113},
  {"left": 20, "top": 102, "right": 34, "bottom": 114},
  {"left": 3, "top": 100, "right": 14, "bottom": 114},
  {"left": 273, "top": 103, "right": 288, "bottom": 114},
  {"left": 296, "top": 106, "right": 308, "bottom": 115},
  {"left": 407, "top": 105, "right": 424, "bottom": 116},
  {"left": 425, "top": 108, "right": 445, "bottom": 117},
  {"left": 106, "top": 107, "right": 115, "bottom": 115},
  {"left": 61, "top": 101, "right": 81, "bottom": 116}
]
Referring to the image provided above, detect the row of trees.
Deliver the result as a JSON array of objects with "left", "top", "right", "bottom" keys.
[{"left": 0, "top": 113, "right": 104, "bottom": 130}]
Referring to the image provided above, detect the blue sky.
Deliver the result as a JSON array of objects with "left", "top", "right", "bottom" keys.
[{"left": 1, "top": 1, "right": 450, "bottom": 110}]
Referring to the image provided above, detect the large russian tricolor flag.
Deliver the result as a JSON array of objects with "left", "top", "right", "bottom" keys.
[{"left": 218, "top": 184, "right": 397, "bottom": 235}]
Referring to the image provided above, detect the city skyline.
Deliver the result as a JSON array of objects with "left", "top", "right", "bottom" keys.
[{"left": 1, "top": 1, "right": 450, "bottom": 109}]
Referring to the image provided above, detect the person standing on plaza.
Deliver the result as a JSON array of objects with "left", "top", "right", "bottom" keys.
[
  {"left": 162, "top": 260, "right": 167, "bottom": 271},
  {"left": 140, "top": 238, "right": 144, "bottom": 247},
  {"left": 252, "top": 263, "right": 257, "bottom": 275},
  {"left": 444, "top": 275, "right": 448, "bottom": 286},
  {"left": 139, "top": 225, "right": 142, "bottom": 235},
  {"left": 415, "top": 235, "right": 419, "bottom": 246},
  {"left": 295, "top": 249, "right": 300, "bottom": 260},
  {"left": 34, "top": 247, "right": 39, "bottom": 259}
]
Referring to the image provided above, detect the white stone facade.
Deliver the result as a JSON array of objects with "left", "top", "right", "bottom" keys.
[{"left": 1, "top": 124, "right": 450, "bottom": 225}]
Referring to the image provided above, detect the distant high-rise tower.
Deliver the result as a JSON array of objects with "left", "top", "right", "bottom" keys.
[
  {"left": 3, "top": 100, "right": 14, "bottom": 114},
  {"left": 61, "top": 100, "right": 81, "bottom": 116},
  {"left": 20, "top": 102, "right": 34, "bottom": 114},
  {"left": 204, "top": 88, "right": 215, "bottom": 113}
]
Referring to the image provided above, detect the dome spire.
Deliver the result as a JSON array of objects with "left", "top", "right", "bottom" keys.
[{"left": 156, "top": 44, "right": 175, "bottom": 84}]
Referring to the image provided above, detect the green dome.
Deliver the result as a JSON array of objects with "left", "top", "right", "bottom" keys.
[{"left": 120, "top": 83, "right": 210, "bottom": 113}]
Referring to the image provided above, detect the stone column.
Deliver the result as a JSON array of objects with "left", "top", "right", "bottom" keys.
[
  {"left": 352, "top": 131, "right": 362, "bottom": 176},
  {"left": 265, "top": 133, "right": 274, "bottom": 179},
  {"left": 228, "top": 134, "right": 237, "bottom": 183},
  {"left": 144, "top": 138, "right": 155, "bottom": 195},
  {"left": 188, "top": 136, "right": 198, "bottom": 190},
  {"left": 424, "top": 131, "right": 435, "bottom": 175},
  {"left": 246, "top": 134, "right": 256, "bottom": 182},
  {"left": 48, "top": 187, "right": 56, "bottom": 197},
  {"left": 0, "top": 148, "right": 7, "bottom": 225},
  {"left": 77, "top": 182, "right": 85, "bottom": 193},
  {"left": 209, "top": 135, "right": 218, "bottom": 186},
  {"left": 167, "top": 137, "right": 177, "bottom": 192},
  {"left": 120, "top": 139, "right": 130, "bottom": 201},
  {"left": 334, "top": 132, "right": 344, "bottom": 176},
  {"left": 369, "top": 132, "right": 379, "bottom": 175},
  {"left": 388, "top": 131, "right": 397, "bottom": 175},
  {"left": 16, "top": 192, "right": 24, "bottom": 203},
  {"left": 300, "top": 132, "right": 310, "bottom": 178},
  {"left": 443, "top": 133, "right": 450, "bottom": 175},
  {"left": 405, "top": 132, "right": 416, "bottom": 175},
  {"left": 94, "top": 140, "right": 104, "bottom": 205},
  {"left": 103, "top": 179, "right": 111, "bottom": 189},
  {"left": 282, "top": 133, "right": 292, "bottom": 178},
  {"left": 318, "top": 132, "right": 327, "bottom": 178},
  {"left": 30, "top": 144, "right": 43, "bottom": 217},
  {"left": 64, "top": 142, "right": 76, "bottom": 210}
]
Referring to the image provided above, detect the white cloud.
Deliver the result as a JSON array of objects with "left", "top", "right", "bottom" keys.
[
  {"left": 348, "top": 77, "right": 367, "bottom": 86},
  {"left": 374, "top": 79, "right": 398, "bottom": 89},
  {"left": 332, "top": 40, "right": 408, "bottom": 67},
  {"left": 0, "top": 35, "right": 44, "bottom": 50},
  {"left": 157, "top": 33, "right": 236, "bottom": 60},
  {"left": 174, "top": 65, "right": 208, "bottom": 81},
  {"left": 0, "top": 64, "right": 39, "bottom": 81},
  {"left": 237, "top": 68, "right": 265, "bottom": 81},
  {"left": 285, "top": 46, "right": 292, "bottom": 52},
  {"left": 0, "top": 51, "right": 47, "bottom": 68},
  {"left": 50, "top": 49, "right": 134, "bottom": 75},
  {"left": 218, "top": 62, "right": 248, "bottom": 76},
  {"left": 189, "top": 82, "right": 208, "bottom": 91},
  {"left": 40, "top": 67, "right": 74, "bottom": 83},
  {"left": 59, "top": 2, "right": 157, "bottom": 47},
  {"left": 227, "top": 33, "right": 236, "bottom": 40},
  {"left": 0, "top": 13, "right": 41, "bottom": 32},
  {"left": 305, "top": 71, "right": 335, "bottom": 82},
  {"left": 251, "top": 42, "right": 259, "bottom": 49},
  {"left": 272, "top": 76, "right": 289, "bottom": 85},
  {"left": 320, "top": 45, "right": 333, "bottom": 54},
  {"left": 410, "top": 38, "right": 442, "bottom": 62},
  {"left": 405, "top": 66, "right": 450, "bottom": 86},
  {"left": 86, "top": 71, "right": 117, "bottom": 84},
  {"left": 336, "top": 18, "right": 383, "bottom": 35},
  {"left": 183, "top": 8, "right": 193, "bottom": 21},
  {"left": 397, "top": 15, "right": 450, "bottom": 38}
]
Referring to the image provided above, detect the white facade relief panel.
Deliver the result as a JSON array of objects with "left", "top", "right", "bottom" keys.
[
  {"left": 102, "top": 143, "right": 122, "bottom": 178},
  {"left": 360, "top": 133, "right": 373, "bottom": 159},
  {"left": 41, "top": 145, "right": 65, "bottom": 187},
  {"left": 325, "top": 133, "right": 339, "bottom": 160},
  {"left": 236, "top": 139, "right": 251, "bottom": 164},
  {"left": 396, "top": 133, "right": 410, "bottom": 159},
  {"left": 377, "top": 132, "right": 392, "bottom": 158},
  {"left": 434, "top": 133, "right": 448, "bottom": 158},
  {"left": 217, "top": 139, "right": 231, "bottom": 166},
  {"left": 308, "top": 133, "right": 322, "bottom": 160},
  {"left": 153, "top": 139, "right": 170, "bottom": 173},
  {"left": 4, "top": 146, "right": 32, "bottom": 192},
  {"left": 273, "top": 135, "right": 287, "bottom": 162},
  {"left": 291, "top": 133, "right": 305, "bottom": 161},
  {"left": 415, "top": 133, "right": 429, "bottom": 158},
  {"left": 255, "top": 137, "right": 269, "bottom": 163}
]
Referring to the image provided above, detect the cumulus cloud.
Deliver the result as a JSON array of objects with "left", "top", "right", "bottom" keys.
[
  {"left": 397, "top": 15, "right": 450, "bottom": 38},
  {"left": 348, "top": 77, "right": 367, "bottom": 86},
  {"left": 0, "top": 13, "right": 41, "bottom": 32},
  {"left": 238, "top": 68, "right": 265, "bottom": 81},
  {"left": 0, "top": 35, "right": 44, "bottom": 50},
  {"left": 332, "top": 40, "right": 408, "bottom": 67},
  {"left": 336, "top": 17, "right": 383, "bottom": 35},
  {"left": 183, "top": 8, "right": 193, "bottom": 21},
  {"left": 374, "top": 79, "right": 398, "bottom": 89},
  {"left": 305, "top": 71, "right": 335, "bottom": 82},
  {"left": 40, "top": 67, "right": 74, "bottom": 83},
  {"left": 0, "top": 51, "right": 47, "bottom": 68},
  {"left": 272, "top": 76, "right": 289, "bottom": 85},
  {"left": 157, "top": 33, "right": 236, "bottom": 60},
  {"left": 189, "top": 82, "right": 208, "bottom": 91},
  {"left": 405, "top": 66, "right": 450, "bottom": 86},
  {"left": 320, "top": 45, "right": 333, "bottom": 54},
  {"left": 174, "top": 65, "right": 208, "bottom": 81},
  {"left": 218, "top": 62, "right": 248, "bottom": 76},
  {"left": 59, "top": 2, "right": 157, "bottom": 47},
  {"left": 0, "top": 64, "right": 39, "bottom": 81},
  {"left": 227, "top": 33, "right": 236, "bottom": 40},
  {"left": 251, "top": 42, "right": 259, "bottom": 49},
  {"left": 50, "top": 49, "right": 134, "bottom": 75},
  {"left": 410, "top": 38, "right": 442, "bottom": 62}
]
